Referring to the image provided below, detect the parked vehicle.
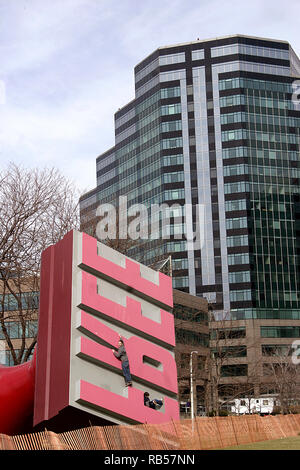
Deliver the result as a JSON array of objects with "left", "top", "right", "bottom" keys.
[{"left": 231, "top": 396, "right": 278, "bottom": 415}]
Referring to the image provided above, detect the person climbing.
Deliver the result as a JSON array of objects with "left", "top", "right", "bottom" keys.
[
  {"left": 151, "top": 398, "right": 164, "bottom": 410},
  {"left": 144, "top": 392, "right": 163, "bottom": 410},
  {"left": 144, "top": 392, "right": 154, "bottom": 408},
  {"left": 112, "top": 335, "right": 132, "bottom": 387}
]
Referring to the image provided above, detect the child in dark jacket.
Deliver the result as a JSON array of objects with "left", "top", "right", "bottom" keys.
[{"left": 144, "top": 392, "right": 163, "bottom": 410}]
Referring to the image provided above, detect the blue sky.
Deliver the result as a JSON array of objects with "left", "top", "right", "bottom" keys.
[{"left": 0, "top": 0, "right": 299, "bottom": 195}]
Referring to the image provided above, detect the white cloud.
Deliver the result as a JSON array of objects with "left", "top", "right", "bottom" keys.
[
  {"left": 0, "top": 71, "right": 133, "bottom": 190},
  {"left": 0, "top": 0, "right": 114, "bottom": 76},
  {"left": 0, "top": 0, "right": 299, "bottom": 196}
]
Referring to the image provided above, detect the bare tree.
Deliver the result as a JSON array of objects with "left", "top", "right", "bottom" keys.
[
  {"left": 80, "top": 202, "right": 137, "bottom": 256},
  {"left": 0, "top": 163, "right": 80, "bottom": 364},
  {"left": 172, "top": 297, "right": 210, "bottom": 417},
  {"left": 263, "top": 346, "right": 300, "bottom": 414},
  {"left": 206, "top": 312, "right": 272, "bottom": 416},
  {"left": 207, "top": 314, "right": 251, "bottom": 415}
]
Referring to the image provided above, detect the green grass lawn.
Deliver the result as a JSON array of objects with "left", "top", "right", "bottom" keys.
[{"left": 222, "top": 435, "right": 300, "bottom": 450}]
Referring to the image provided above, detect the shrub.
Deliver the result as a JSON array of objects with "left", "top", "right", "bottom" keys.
[
  {"left": 271, "top": 406, "right": 281, "bottom": 415},
  {"left": 288, "top": 405, "right": 300, "bottom": 415}
]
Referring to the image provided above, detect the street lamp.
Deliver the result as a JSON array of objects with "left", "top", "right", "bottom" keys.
[{"left": 190, "top": 350, "right": 198, "bottom": 420}]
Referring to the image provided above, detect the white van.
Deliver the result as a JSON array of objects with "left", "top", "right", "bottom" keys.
[{"left": 231, "top": 396, "right": 278, "bottom": 415}]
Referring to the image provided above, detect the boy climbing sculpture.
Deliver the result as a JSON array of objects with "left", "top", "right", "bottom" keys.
[{"left": 112, "top": 335, "right": 132, "bottom": 387}]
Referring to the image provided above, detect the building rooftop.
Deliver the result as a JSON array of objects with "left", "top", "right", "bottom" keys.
[{"left": 135, "top": 33, "right": 290, "bottom": 69}]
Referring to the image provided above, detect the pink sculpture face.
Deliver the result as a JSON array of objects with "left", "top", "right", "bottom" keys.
[{"left": 34, "top": 231, "right": 179, "bottom": 427}]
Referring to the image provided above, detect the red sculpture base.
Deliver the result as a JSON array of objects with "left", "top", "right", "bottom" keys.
[{"left": 0, "top": 350, "right": 36, "bottom": 435}]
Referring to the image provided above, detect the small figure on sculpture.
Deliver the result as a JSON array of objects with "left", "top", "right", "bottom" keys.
[
  {"left": 112, "top": 335, "right": 132, "bottom": 387},
  {"left": 144, "top": 392, "right": 164, "bottom": 410}
]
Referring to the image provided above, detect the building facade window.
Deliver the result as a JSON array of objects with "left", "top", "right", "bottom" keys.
[
  {"left": 161, "top": 103, "right": 181, "bottom": 115},
  {"left": 226, "top": 217, "right": 248, "bottom": 230},
  {"left": 229, "top": 289, "right": 252, "bottom": 301},
  {"left": 160, "top": 86, "right": 181, "bottom": 99},
  {"left": 225, "top": 199, "right": 247, "bottom": 212},
  {"left": 228, "top": 253, "right": 250, "bottom": 265},
  {"left": 261, "top": 326, "right": 300, "bottom": 338},
  {"left": 221, "top": 364, "right": 248, "bottom": 377},
  {"left": 226, "top": 235, "right": 249, "bottom": 247},
  {"left": 229, "top": 271, "right": 251, "bottom": 284}
]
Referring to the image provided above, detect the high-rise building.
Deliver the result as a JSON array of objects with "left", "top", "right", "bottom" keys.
[{"left": 80, "top": 34, "right": 300, "bottom": 324}]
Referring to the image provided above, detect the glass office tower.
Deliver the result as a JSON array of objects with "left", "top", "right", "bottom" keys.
[{"left": 80, "top": 34, "right": 300, "bottom": 321}]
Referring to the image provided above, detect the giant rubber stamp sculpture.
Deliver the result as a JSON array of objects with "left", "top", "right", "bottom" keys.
[
  {"left": 0, "top": 231, "right": 179, "bottom": 434},
  {"left": 33, "top": 230, "right": 179, "bottom": 428}
]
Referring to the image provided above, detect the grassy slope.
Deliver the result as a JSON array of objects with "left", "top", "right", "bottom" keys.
[{"left": 222, "top": 435, "right": 300, "bottom": 450}]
